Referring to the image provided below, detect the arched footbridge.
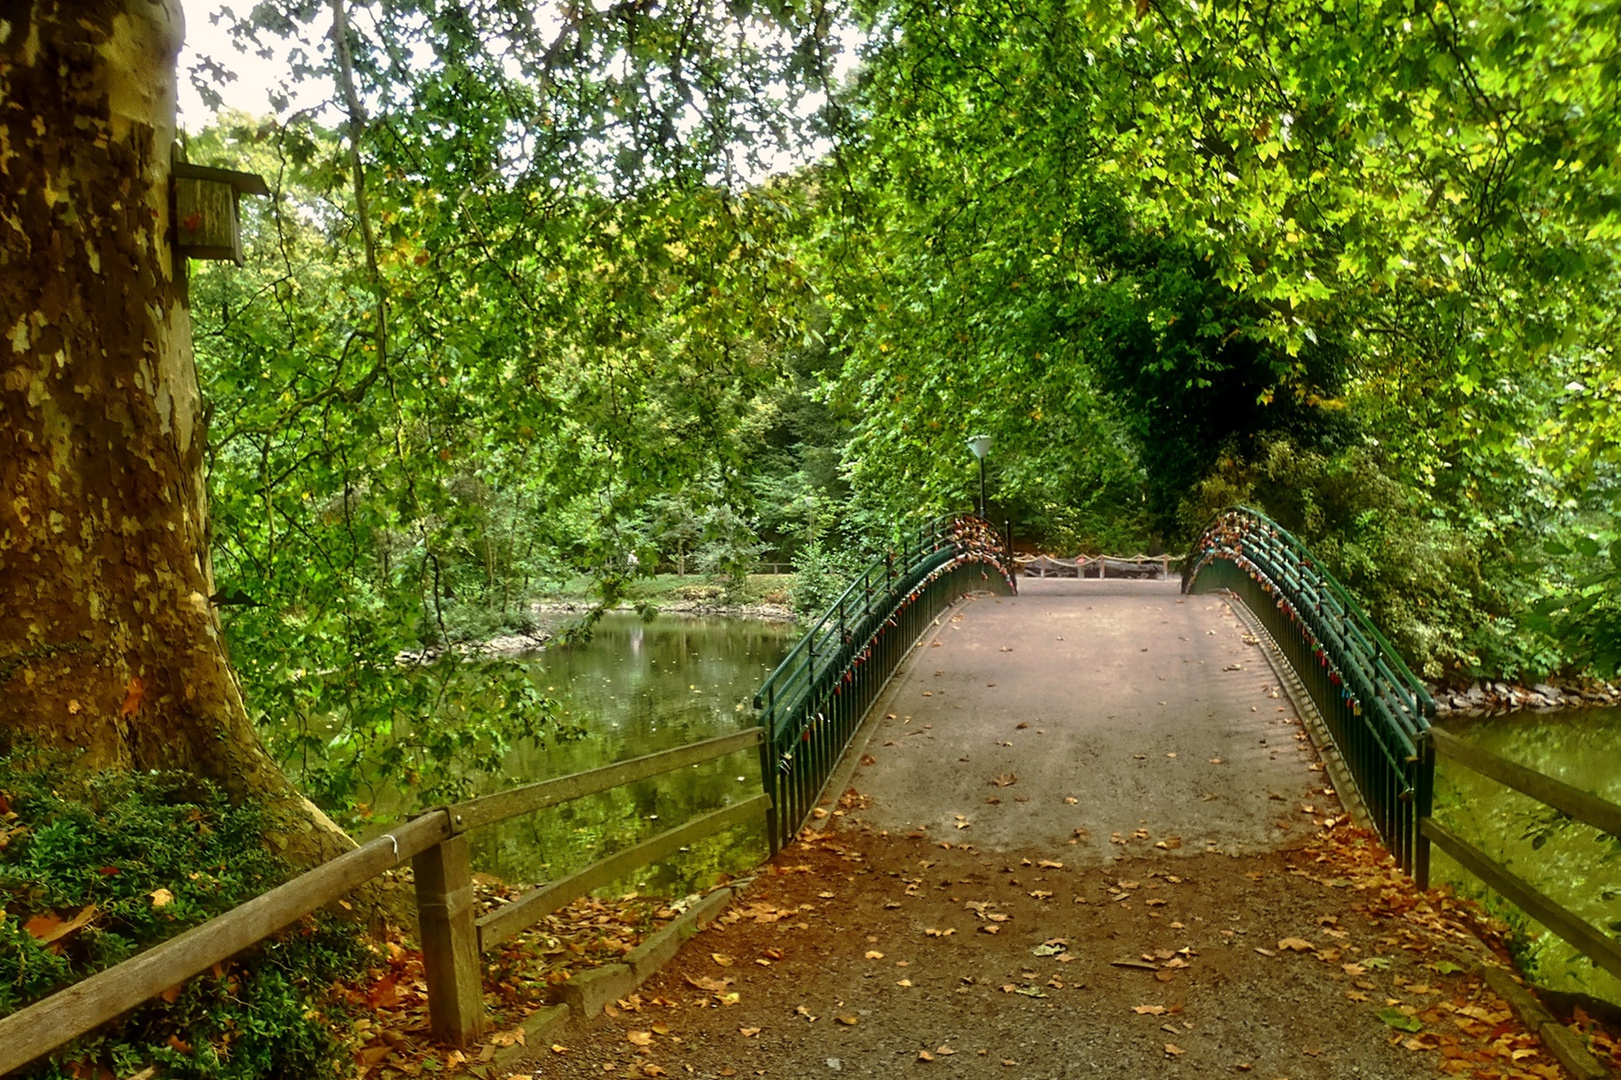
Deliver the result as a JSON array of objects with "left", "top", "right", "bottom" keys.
[
  {"left": 6, "top": 511, "right": 1616, "bottom": 1080},
  {"left": 546, "top": 507, "right": 1621, "bottom": 1079}
]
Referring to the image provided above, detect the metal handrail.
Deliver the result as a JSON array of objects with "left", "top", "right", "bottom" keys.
[
  {"left": 1184, "top": 506, "right": 1435, "bottom": 876},
  {"left": 754, "top": 514, "right": 1017, "bottom": 851}
]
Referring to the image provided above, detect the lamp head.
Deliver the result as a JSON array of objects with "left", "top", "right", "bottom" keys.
[{"left": 966, "top": 434, "right": 992, "bottom": 460}]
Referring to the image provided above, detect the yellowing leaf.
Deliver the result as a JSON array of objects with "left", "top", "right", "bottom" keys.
[{"left": 150, "top": 888, "right": 175, "bottom": 909}]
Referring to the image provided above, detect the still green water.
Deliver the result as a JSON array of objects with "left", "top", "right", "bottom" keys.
[
  {"left": 1434, "top": 709, "right": 1621, "bottom": 1004},
  {"left": 463, "top": 613, "right": 794, "bottom": 896}
]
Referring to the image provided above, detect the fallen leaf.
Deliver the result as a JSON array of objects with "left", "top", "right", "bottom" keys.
[
  {"left": 835, "top": 1015, "right": 858, "bottom": 1027},
  {"left": 917, "top": 1050, "right": 934, "bottom": 1062},
  {"left": 1064, "top": 797, "right": 1078, "bottom": 805},
  {"left": 1164, "top": 1043, "right": 1185, "bottom": 1056},
  {"left": 710, "top": 953, "right": 734, "bottom": 966},
  {"left": 627, "top": 1031, "right": 653, "bottom": 1047},
  {"left": 865, "top": 950, "right": 885, "bottom": 959},
  {"left": 1377, "top": 1008, "right": 1423, "bottom": 1033},
  {"left": 23, "top": 904, "right": 97, "bottom": 945},
  {"left": 1277, "top": 937, "right": 1315, "bottom": 952},
  {"left": 149, "top": 888, "right": 174, "bottom": 909},
  {"left": 1111, "top": 959, "right": 1159, "bottom": 971},
  {"left": 896, "top": 978, "right": 913, "bottom": 987},
  {"left": 739, "top": 1027, "right": 760, "bottom": 1038},
  {"left": 1133, "top": 1005, "right": 1166, "bottom": 1015}
]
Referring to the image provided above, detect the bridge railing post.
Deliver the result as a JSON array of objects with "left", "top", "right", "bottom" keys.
[{"left": 1414, "top": 732, "right": 1435, "bottom": 890}]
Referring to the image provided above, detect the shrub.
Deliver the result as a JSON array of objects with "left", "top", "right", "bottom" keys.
[{"left": 789, "top": 539, "right": 869, "bottom": 620}]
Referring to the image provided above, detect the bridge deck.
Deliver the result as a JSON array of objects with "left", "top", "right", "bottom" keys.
[
  {"left": 525, "top": 582, "right": 1553, "bottom": 1080},
  {"left": 844, "top": 579, "right": 1325, "bottom": 855}
]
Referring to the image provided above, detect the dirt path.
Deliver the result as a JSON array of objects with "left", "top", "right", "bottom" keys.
[{"left": 505, "top": 582, "right": 1574, "bottom": 1080}]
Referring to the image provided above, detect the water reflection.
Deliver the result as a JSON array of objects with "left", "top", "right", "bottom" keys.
[
  {"left": 468, "top": 613, "right": 794, "bottom": 895},
  {"left": 1435, "top": 709, "right": 1621, "bottom": 1005}
]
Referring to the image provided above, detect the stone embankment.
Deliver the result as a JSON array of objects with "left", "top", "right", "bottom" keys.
[{"left": 1430, "top": 677, "right": 1621, "bottom": 717}]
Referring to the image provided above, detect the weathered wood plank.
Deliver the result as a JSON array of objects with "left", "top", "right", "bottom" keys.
[
  {"left": 0, "top": 812, "right": 449, "bottom": 1077},
  {"left": 1429, "top": 728, "right": 1621, "bottom": 840},
  {"left": 452, "top": 729, "right": 763, "bottom": 832},
  {"left": 414, "top": 836, "right": 487, "bottom": 1046},
  {"left": 477, "top": 795, "right": 770, "bottom": 950},
  {"left": 1420, "top": 818, "right": 1621, "bottom": 983}
]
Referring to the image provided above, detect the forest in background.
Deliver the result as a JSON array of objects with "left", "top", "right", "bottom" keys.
[{"left": 174, "top": 0, "right": 1621, "bottom": 814}]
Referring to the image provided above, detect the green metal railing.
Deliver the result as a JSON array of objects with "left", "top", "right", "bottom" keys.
[
  {"left": 1183, "top": 507, "right": 1436, "bottom": 876},
  {"left": 754, "top": 514, "right": 1017, "bottom": 852}
]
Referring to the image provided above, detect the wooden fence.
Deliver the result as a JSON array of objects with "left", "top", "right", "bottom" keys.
[
  {"left": 1016, "top": 553, "right": 1182, "bottom": 579},
  {"left": 0, "top": 729, "right": 768, "bottom": 1075},
  {"left": 1419, "top": 728, "right": 1621, "bottom": 984}
]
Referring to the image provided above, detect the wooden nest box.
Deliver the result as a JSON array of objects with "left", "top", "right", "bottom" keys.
[{"left": 172, "top": 162, "right": 270, "bottom": 266}]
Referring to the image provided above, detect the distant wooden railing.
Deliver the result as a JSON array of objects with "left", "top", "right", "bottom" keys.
[
  {"left": 1419, "top": 728, "right": 1621, "bottom": 983},
  {"left": 0, "top": 730, "right": 768, "bottom": 1074},
  {"left": 1016, "top": 553, "right": 1183, "bottom": 579}
]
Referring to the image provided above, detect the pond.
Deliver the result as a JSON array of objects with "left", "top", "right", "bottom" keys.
[
  {"left": 459, "top": 613, "right": 795, "bottom": 896},
  {"left": 1433, "top": 709, "right": 1621, "bottom": 1006}
]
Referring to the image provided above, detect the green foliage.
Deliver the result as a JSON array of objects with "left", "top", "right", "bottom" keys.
[
  {"left": 182, "top": 0, "right": 1621, "bottom": 706},
  {"left": 788, "top": 539, "right": 869, "bottom": 620},
  {"left": 0, "top": 751, "right": 367, "bottom": 1078},
  {"left": 1179, "top": 437, "right": 1548, "bottom": 679}
]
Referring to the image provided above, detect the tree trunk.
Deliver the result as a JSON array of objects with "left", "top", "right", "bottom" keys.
[{"left": 0, "top": 0, "right": 350, "bottom": 865}]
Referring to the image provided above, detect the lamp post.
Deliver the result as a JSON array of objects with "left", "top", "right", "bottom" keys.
[{"left": 966, "top": 434, "right": 992, "bottom": 519}]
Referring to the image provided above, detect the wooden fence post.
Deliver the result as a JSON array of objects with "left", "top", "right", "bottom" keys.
[{"left": 413, "top": 832, "right": 487, "bottom": 1046}]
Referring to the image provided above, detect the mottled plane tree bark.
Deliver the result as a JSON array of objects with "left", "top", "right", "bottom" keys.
[{"left": 0, "top": 0, "right": 347, "bottom": 863}]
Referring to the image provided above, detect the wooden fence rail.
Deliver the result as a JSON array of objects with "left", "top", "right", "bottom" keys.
[
  {"left": 0, "top": 729, "right": 769, "bottom": 1075},
  {"left": 1419, "top": 728, "right": 1621, "bottom": 984}
]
